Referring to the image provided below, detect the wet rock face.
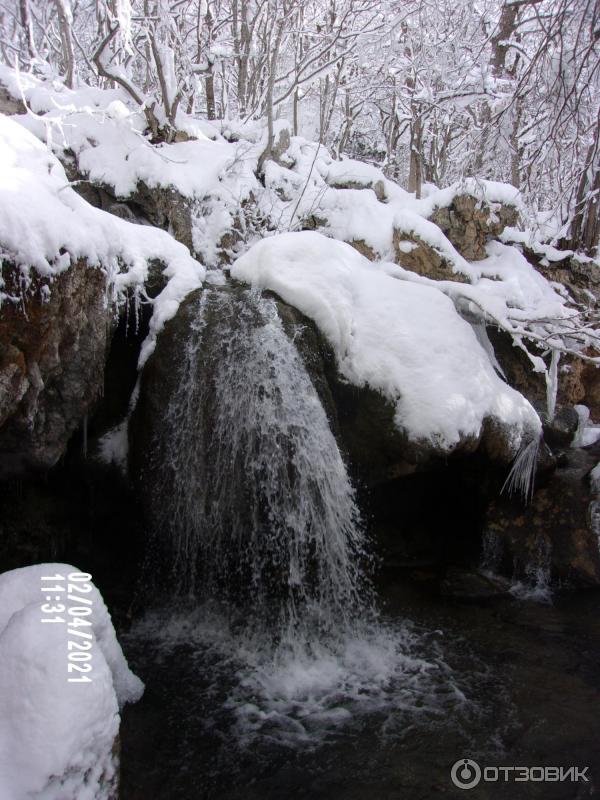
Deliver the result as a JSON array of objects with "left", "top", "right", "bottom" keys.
[
  {"left": 431, "top": 194, "right": 518, "bottom": 261},
  {"left": 0, "top": 261, "right": 110, "bottom": 477},
  {"left": 484, "top": 442, "right": 600, "bottom": 588}
]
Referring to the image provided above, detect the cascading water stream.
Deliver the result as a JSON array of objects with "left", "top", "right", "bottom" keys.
[
  {"left": 153, "top": 287, "right": 372, "bottom": 634},
  {"left": 133, "top": 285, "right": 472, "bottom": 747}
]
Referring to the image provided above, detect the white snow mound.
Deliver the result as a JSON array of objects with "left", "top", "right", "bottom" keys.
[
  {"left": 0, "top": 563, "right": 143, "bottom": 800},
  {"left": 231, "top": 231, "right": 541, "bottom": 452}
]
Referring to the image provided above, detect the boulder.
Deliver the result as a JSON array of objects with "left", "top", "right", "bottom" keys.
[
  {"left": 431, "top": 194, "right": 519, "bottom": 260},
  {"left": 0, "top": 260, "right": 110, "bottom": 477},
  {"left": 483, "top": 442, "right": 600, "bottom": 587},
  {"left": 273, "top": 295, "right": 525, "bottom": 485},
  {"left": 541, "top": 405, "right": 579, "bottom": 450},
  {"left": 392, "top": 230, "right": 470, "bottom": 283}
]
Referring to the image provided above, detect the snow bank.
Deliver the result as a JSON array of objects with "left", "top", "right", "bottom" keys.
[
  {"left": 231, "top": 231, "right": 541, "bottom": 452},
  {"left": 0, "top": 563, "right": 143, "bottom": 800}
]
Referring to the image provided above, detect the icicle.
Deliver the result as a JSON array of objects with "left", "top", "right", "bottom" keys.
[
  {"left": 545, "top": 349, "right": 560, "bottom": 421},
  {"left": 501, "top": 435, "right": 541, "bottom": 503}
]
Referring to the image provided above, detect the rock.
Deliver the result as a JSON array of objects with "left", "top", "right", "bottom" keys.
[
  {"left": 348, "top": 239, "right": 378, "bottom": 261},
  {"left": 541, "top": 405, "right": 579, "bottom": 449},
  {"left": 440, "top": 567, "right": 511, "bottom": 600},
  {"left": 392, "top": 230, "right": 470, "bottom": 283},
  {"left": 487, "top": 329, "right": 600, "bottom": 424},
  {"left": 327, "top": 174, "right": 387, "bottom": 202},
  {"left": 0, "top": 260, "right": 110, "bottom": 477},
  {"left": 431, "top": 194, "right": 519, "bottom": 260},
  {"left": 556, "top": 354, "right": 600, "bottom": 421},
  {"left": 0, "top": 87, "right": 25, "bottom": 115},
  {"left": 486, "top": 327, "right": 547, "bottom": 411},
  {"left": 271, "top": 123, "right": 291, "bottom": 164},
  {"left": 271, "top": 295, "right": 524, "bottom": 485},
  {"left": 483, "top": 442, "right": 600, "bottom": 587},
  {"left": 534, "top": 249, "right": 600, "bottom": 307},
  {"left": 129, "top": 181, "right": 196, "bottom": 252}
]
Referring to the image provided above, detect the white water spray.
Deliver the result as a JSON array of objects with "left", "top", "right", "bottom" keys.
[{"left": 155, "top": 287, "right": 372, "bottom": 634}]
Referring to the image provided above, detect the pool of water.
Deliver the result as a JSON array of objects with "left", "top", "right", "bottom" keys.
[{"left": 119, "top": 576, "right": 600, "bottom": 800}]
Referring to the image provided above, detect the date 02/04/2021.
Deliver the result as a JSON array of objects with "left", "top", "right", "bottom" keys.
[{"left": 40, "top": 571, "right": 94, "bottom": 683}]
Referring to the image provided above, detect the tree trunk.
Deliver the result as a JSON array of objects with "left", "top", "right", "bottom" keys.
[
  {"left": 205, "top": 70, "right": 216, "bottom": 120},
  {"left": 408, "top": 116, "right": 423, "bottom": 198},
  {"left": 55, "top": 0, "right": 75, "bottom": 88},
  {"left": 19, "top": 0, "right": 36, "bottom": 61}
]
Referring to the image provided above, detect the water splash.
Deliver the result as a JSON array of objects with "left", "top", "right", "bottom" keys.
[{"left": 509, "top": 536, "right": 553, "bottom": 604}]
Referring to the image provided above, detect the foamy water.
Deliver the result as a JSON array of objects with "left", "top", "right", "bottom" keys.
[{"left": 127, "top": 604, "right": 471, "bottom": 748}]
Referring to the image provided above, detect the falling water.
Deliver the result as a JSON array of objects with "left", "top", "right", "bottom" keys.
[
  {"left": 137, "top": 286, "right": 470, "bottom": 747},
  {"left": 154, "top": 288, "right": 372, "bottom": 629}
]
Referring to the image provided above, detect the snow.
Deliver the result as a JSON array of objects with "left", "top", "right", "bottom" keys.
[
  {"left": 0, "top": 65, "right": 592, "bottom": 437},
  {"left": 1, "top": 65, "right": 259, "bottom": 267},
  {"left": 325, "top": 158, "right": 388, "bottom": 189},
  {"left": 231, "top": 231, "right": 541, "bottom": 452},
  {"left": 382, "top": 240, "right": 577, "bottom": 367},
  {"left": 573, "top": 405, "right": 600, "bottom": 448},
  {"left": 0, "top": 113, "right": 204, "bottom": 367},
  {"left": 257, "top": 134, "right": 524, "bottom": 273},
  {"left": 0, "top": 564, "right": 143, "bottom": 800},
  {"left": 396, "top": 240, "right": 419, "bottom": 254}
]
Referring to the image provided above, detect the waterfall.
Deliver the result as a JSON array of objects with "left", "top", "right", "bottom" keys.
[
  {"left": 152, "top": 286, "right": 373, "bottom": 635},
  {"left": 135, "top": 285, "right": 469, "bottom": 748}
]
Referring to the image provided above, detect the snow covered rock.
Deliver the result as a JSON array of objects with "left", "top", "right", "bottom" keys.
[
  {"left": 325, "top": 158, "right": 387, "bottom": 201},
  {"left": 392, "top": 228, "right": 471, "bottom": 283},
  {"left": 430, "top": 192, "right": 519, "bottom": 261},
  {"left": 231, "top": 231, "right": 542, "bottom": 466},
  {"left": 0, "top": 563, "right": 143, "bottom": 800},
  {"left": 0, "top": 113, "right": 204, "bottom": 474},
  {"left": 0, "top": 66, "right": 259, "bottom": 268}
]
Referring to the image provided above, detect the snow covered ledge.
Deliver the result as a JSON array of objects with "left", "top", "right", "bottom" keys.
[
  {"left": 231, "top": 231, "right": 541, "bottom": 462},
  {"left": 0, "top": 564, "right": 143, "bottom": 800}
]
